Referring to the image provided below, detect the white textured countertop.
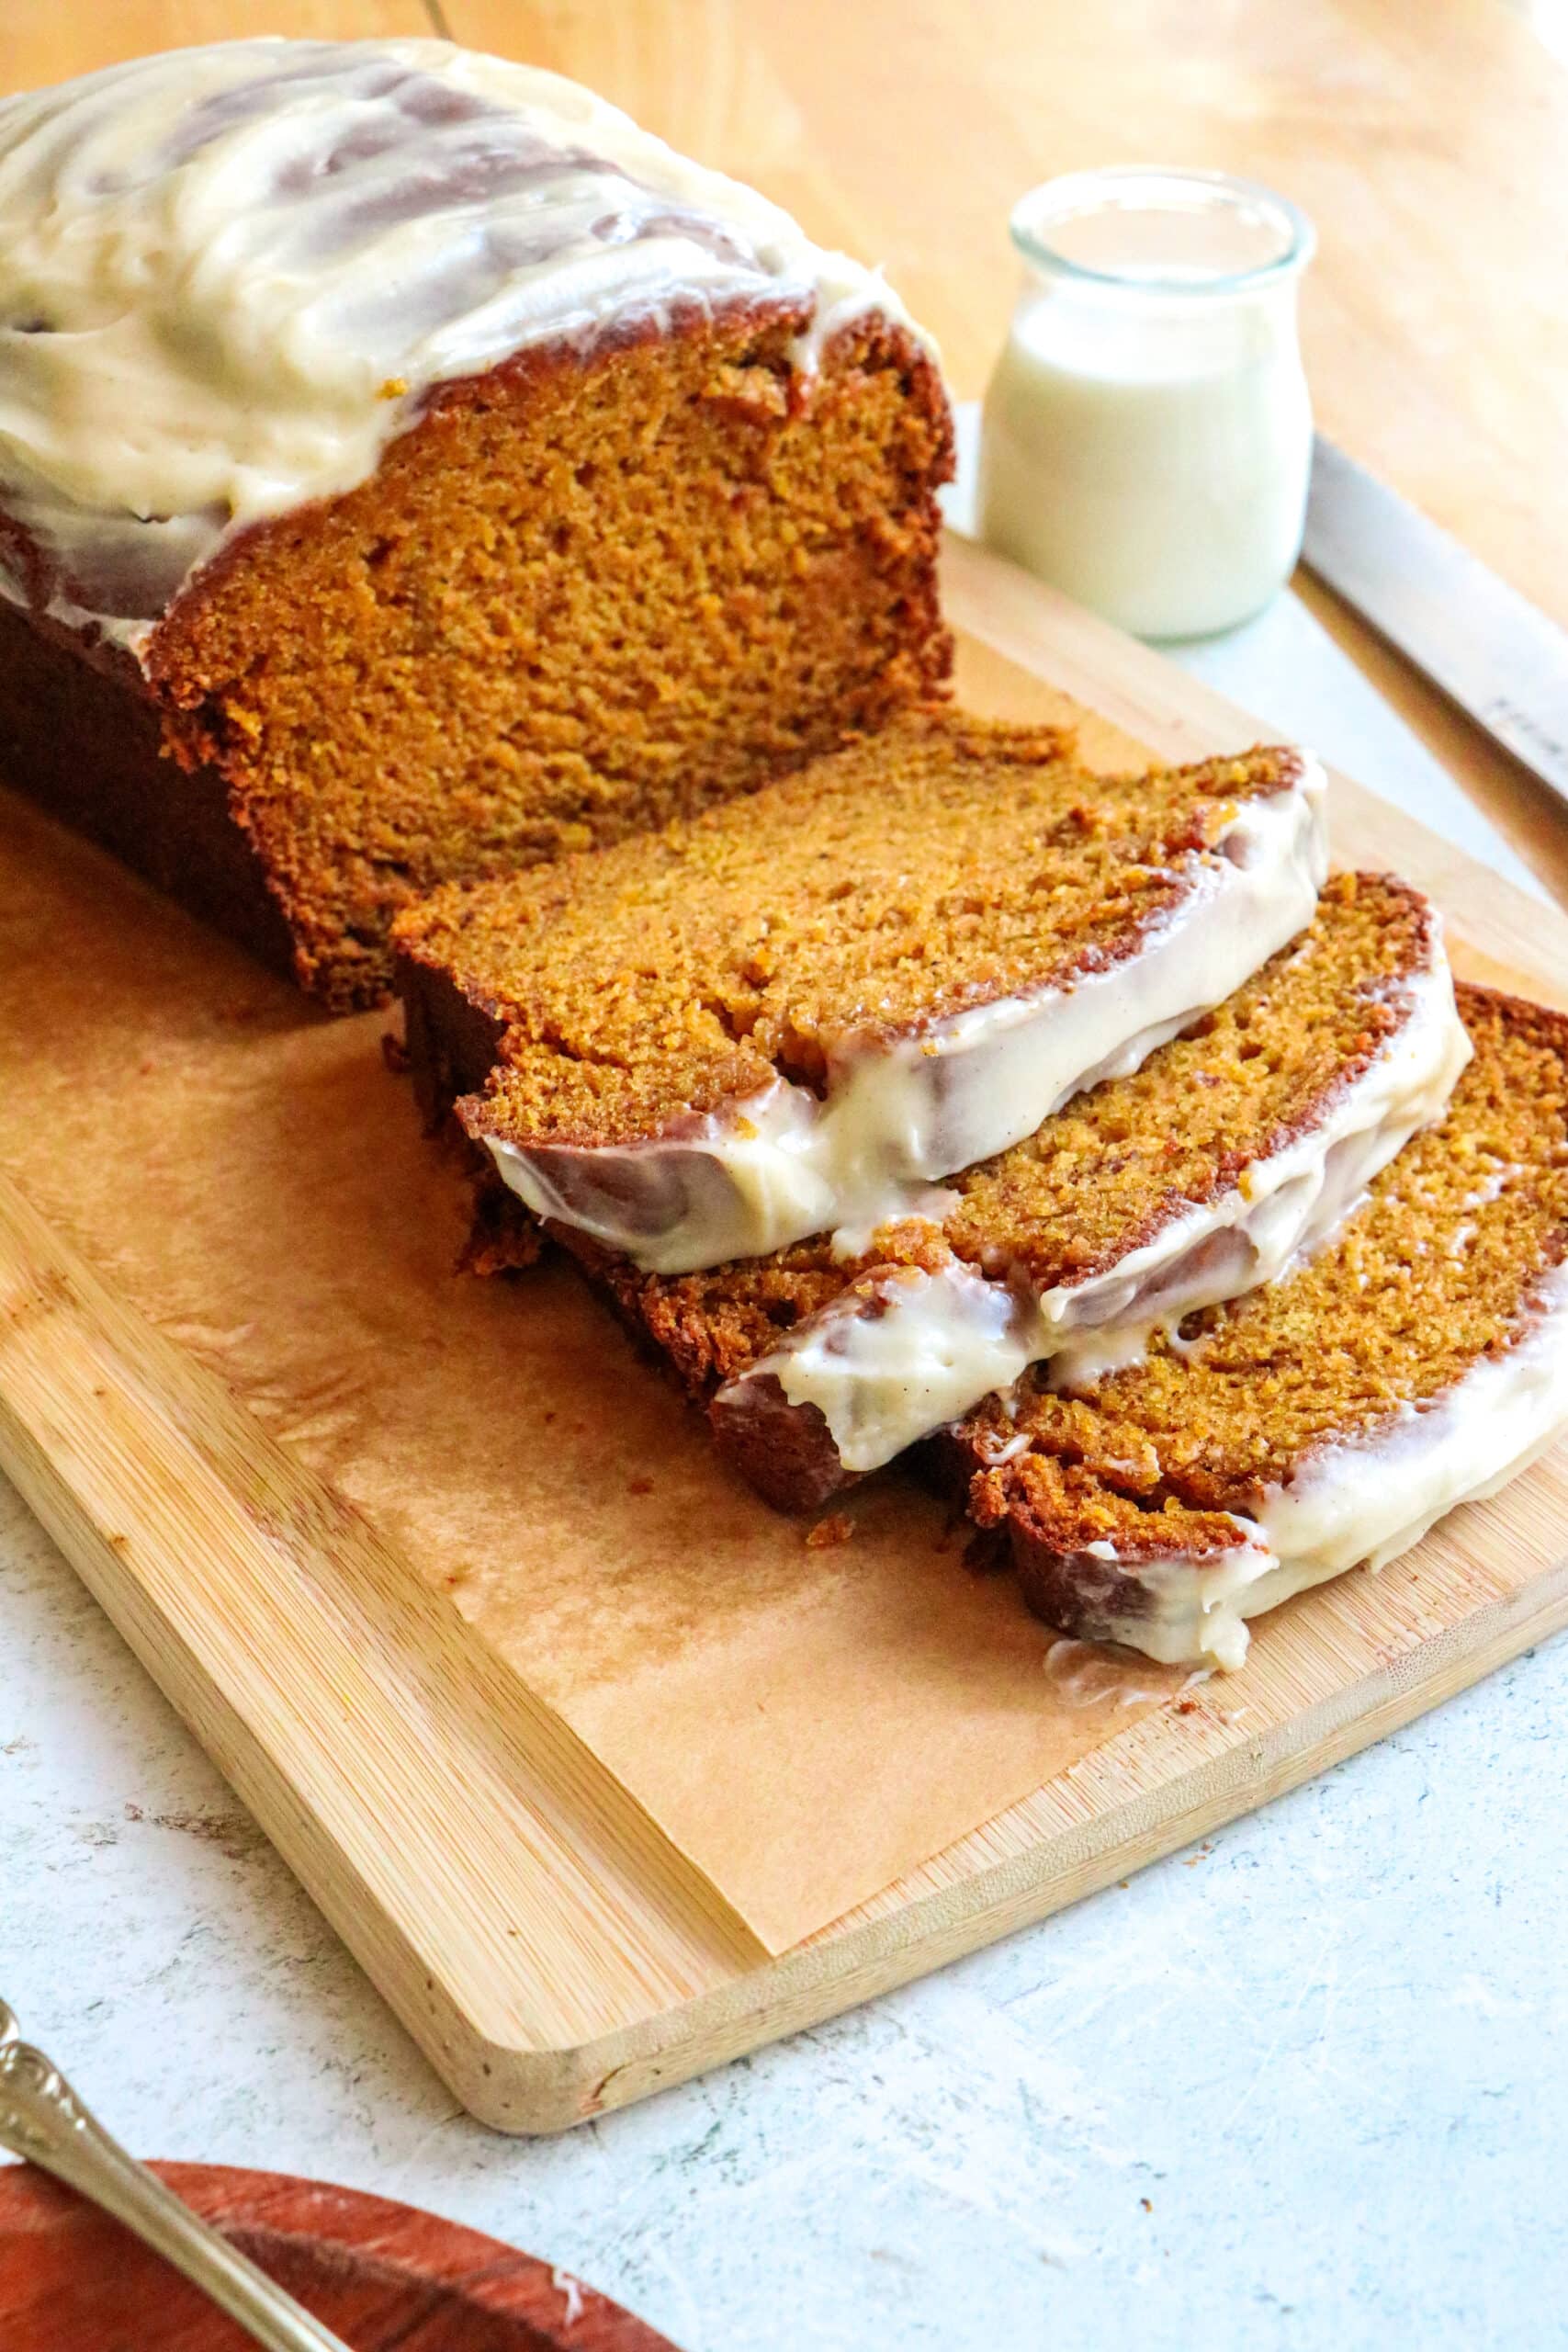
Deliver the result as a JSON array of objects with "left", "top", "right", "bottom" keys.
[{"left": 3, "top": 517, "right": 1565, "bottom": 2349}]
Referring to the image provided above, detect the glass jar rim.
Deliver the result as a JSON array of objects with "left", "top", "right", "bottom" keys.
[{"left": 1010, "top": 166, "right": 1315, "bottom": 298}]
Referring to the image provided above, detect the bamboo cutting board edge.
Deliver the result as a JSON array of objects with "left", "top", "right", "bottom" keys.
[
  {"left": 6, "top": 532, "right": 1568, "bottom": 2132},
  {"left": 580, "top": 1546, "right": 1568, "bottom": 2122}
]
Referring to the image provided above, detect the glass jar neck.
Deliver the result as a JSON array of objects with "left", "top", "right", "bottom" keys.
[{"left": 1010, "top": 166, "right": 1314, "bottom": 309}]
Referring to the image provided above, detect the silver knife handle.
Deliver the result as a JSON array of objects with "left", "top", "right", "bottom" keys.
[{"left": 0, "top": 2007, "right": 350, "bottom": 2352}]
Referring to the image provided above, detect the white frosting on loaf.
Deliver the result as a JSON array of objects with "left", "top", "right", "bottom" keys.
[{"left": 0, "top": 38, "right": 922, "bottom": 650}]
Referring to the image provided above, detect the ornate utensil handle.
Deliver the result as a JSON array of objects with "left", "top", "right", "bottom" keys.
[{"left": 0, "top": 1998, "right": 351, "bottom": 2352}]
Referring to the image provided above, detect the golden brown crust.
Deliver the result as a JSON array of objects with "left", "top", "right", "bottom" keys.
[
  {"left": 964, "top": 1455, "right": 1249, "bottom": 1643},
  {"left": 0, "top": 594, "right": 299, "bottom": 978},
  {"left": 398, "top": 944, "right": 509, "bottom": 1136},
  {"left": 547, "top": 1227, "right": 860, "bottom": 1509}
]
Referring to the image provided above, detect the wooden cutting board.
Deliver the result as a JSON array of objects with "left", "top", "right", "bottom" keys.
[{"left": 5, "top": 532, "right": 1568, "bottom": 2134}]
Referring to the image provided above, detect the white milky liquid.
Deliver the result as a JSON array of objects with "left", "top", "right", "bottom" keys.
[{"left": 978, "top": 270, "right": 1313, "bottom": 638}]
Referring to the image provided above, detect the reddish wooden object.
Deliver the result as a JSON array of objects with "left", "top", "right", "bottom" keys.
[{"left": 0, "top": 2159, "right": 682, "bottom": 2350}]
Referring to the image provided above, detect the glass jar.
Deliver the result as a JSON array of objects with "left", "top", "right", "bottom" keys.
[{"left": 978, "top": 167, "right": 1316, "bottom": 639}]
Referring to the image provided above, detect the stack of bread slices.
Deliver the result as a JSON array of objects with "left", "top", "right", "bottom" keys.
[{"left": 396, "top": 707, "right": 1568, "bottom": 1671}]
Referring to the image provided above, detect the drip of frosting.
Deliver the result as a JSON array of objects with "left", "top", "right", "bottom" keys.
[
  {"left": 722, "top": 923, "right": 1470, "bottom": 1473},
  {"left": 487, "top": 763, "right": 1330, "bottom": 1272},
  {"left": 0, "top": 38, "right": 921, "bottom": 650}
]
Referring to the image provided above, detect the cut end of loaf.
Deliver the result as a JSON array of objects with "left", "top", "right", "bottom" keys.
[{"left": 34, "top": 305, "right": 951, "bottom": 1011}]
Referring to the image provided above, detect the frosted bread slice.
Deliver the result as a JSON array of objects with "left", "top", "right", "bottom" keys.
[
  {"left": 393, "top": 712, "right": 1327, "bottom": 1274},
  {"left": 952, "top": 986, "right": 1568, "bottom": 1670},
  {"left": 556, "top": 874, "right": 1467, "bottom": 1507}
]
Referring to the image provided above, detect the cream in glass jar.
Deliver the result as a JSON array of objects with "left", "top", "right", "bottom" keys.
[{"left": 978, "top": 168, "right": 1316, "bottom": 638}]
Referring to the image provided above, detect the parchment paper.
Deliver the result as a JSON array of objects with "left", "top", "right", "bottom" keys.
[{"left": 0, "top": 674, "right": 1191, "bottom": 1952}]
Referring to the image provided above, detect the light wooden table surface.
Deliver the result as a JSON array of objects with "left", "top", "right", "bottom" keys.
[{"left": 5, "top": 0, "right": 1565, "bottom": 894}]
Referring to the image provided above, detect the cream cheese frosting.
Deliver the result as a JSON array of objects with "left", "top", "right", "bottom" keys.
[
  {"left": 721, "top": 922, "right": 1471, "bottom": 1473},
  {"left": 1066, "top": 1256, "right": 1568, "bottom": 1671},
  {"left": 487, "top": 762, "right": 1330, "bottom": 1273},
  {"left": 0, "top": 37, "right": 921, "bottom": 651}
]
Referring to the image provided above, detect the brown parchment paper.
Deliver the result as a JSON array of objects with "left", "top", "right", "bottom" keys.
[{"left": 0, "top": 679, "right": 1192, "bottom": 1953}]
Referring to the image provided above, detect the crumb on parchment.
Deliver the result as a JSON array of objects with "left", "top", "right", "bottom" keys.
[{"left": 807, "top": 1511, "right": 854, "bottom": 1549}]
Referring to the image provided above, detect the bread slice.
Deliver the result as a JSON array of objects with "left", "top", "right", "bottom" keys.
[
  {"left": 394, "top": 715, "right": 1327, "bottom": 1273},
  {"left": 550, "top": 874, "right": 1467, "bottom": 1507},
  {"left": 952, "top": 986, "right": 1568, "bottom": 1669}
]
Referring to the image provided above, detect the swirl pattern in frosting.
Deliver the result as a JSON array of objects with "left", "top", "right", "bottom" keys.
[{"left": 0, "top": 38, "right": 922, "bottom": 650}]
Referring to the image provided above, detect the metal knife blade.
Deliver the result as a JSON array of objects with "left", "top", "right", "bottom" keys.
[{"left": 1302, "top": 434, "right": 1568, "bottom": 807}]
